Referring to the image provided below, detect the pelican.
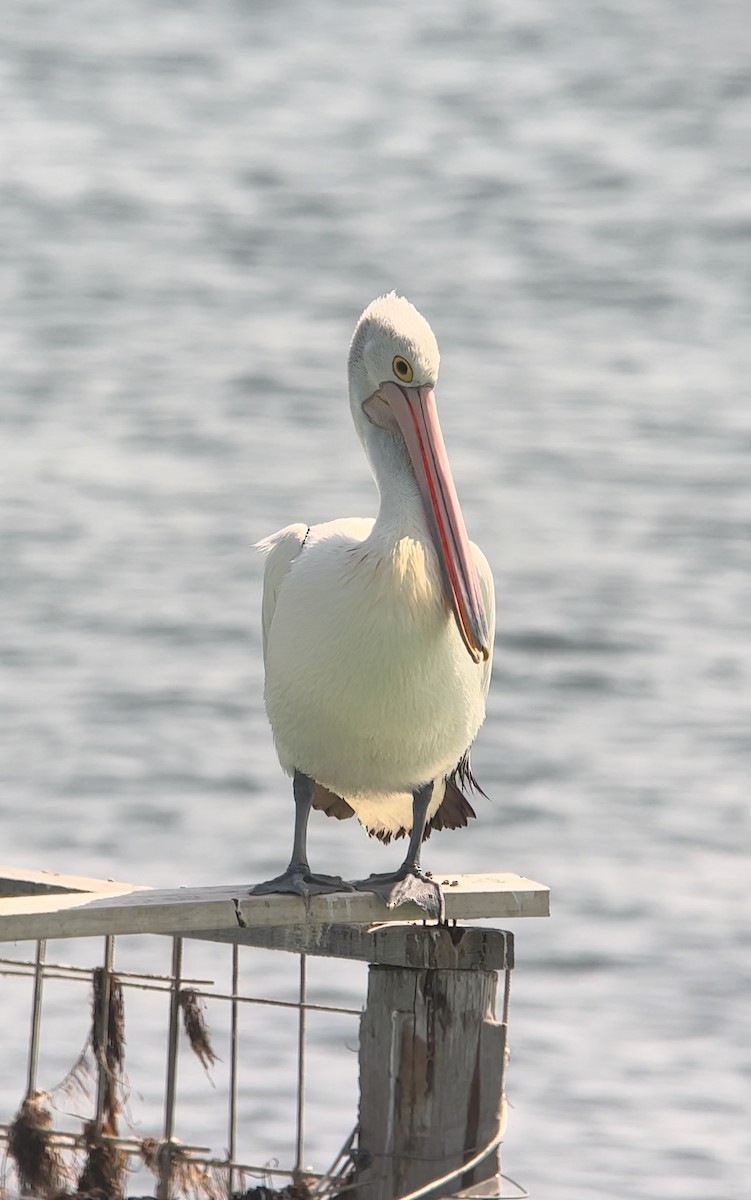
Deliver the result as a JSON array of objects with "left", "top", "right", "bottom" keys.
[{"left": 253, "top": 294, "right": 495, "bottom": 914}]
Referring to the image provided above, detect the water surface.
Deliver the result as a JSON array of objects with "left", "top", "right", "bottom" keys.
[{"left": 2, "top": 2, "right": 749, "bottom": 1197}]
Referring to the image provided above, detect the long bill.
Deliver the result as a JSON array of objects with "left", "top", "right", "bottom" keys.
[{"left": 379, "top": 381, "right": 490, "bottom": 663}]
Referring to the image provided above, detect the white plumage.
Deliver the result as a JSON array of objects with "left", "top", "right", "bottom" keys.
[
  {"left": 258, "top": 516, "right": 493, "bottom": 837},
  {"left": 254, "top": 294, "right": 495, "bottom": 905}
]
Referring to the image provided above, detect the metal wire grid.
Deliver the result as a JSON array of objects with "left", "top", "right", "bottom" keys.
[
  {"left": 0, "top": 934, "right": 362, "bottom": 1199},
  {"left": 0, "top": 934, "right": 521, "bottom": 1200}
]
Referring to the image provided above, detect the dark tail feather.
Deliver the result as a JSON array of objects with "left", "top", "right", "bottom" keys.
[
  {"left": 450, "top": 748, "right": 489, "bottom": 801},
  {"left": 311, "top": 751, "right": 487, "bottom": 844},
  {"left": 310, "top": 782, "right": 355, "bottom": 821},
  {"left": 423, "top": 750, "right": 488, "bottom": 840},
  {"left": 373, "top": 751, "right": 487, "bottom": 845}
]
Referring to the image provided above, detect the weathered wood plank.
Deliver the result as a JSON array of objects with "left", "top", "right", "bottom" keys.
[
  {"left": 0, "top": 872, "right": 549, "bottom": 944},
  {"left": 197, "top": 922, "right": 514, "bottom": 970},
  {"left": 0, "top": 866, "right": 148, "bottom": 898},
  {"left": 356, "top": 964, "right": 506, "bottom": 1200}
]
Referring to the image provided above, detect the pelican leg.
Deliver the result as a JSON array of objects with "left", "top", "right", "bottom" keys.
[
  {"left": 350, "top": 782, "right": 443, "bottom": 919},
  {"left": 250, "top": 770, "right": 355, "bottom": 897}
]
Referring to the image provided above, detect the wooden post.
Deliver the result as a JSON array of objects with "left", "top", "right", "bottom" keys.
[{"left": 355, "top": 926, "right": 512, "bottom": 1200}]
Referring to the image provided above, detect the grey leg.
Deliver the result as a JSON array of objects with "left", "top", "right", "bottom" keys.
[
  {"left": 400, "top": 781, "right": 434, "bottom": 873},
  {"left": 250, "top": 770, "right": 355, "bottom": 897}
]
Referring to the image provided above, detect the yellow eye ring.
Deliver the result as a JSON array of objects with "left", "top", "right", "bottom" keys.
[{"left": 392, "top": 355, "right": 414, "bottom": 383}]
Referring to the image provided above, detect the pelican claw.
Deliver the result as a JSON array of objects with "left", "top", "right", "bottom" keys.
[{"left": 350, "top": 869, "right": 443, "bottom": 919}]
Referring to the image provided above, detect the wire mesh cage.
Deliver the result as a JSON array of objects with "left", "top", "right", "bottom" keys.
[
  {"left": 0, "top": 933, "right": 366, "bottom": 1200},
  {"left": 0, "top": 868, "right": 547, "bottom": 1200}
]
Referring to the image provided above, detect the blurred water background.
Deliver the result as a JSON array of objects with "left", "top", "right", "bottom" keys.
[{"left": 2, "top": 1, "right": 750, "bottom": 1197}]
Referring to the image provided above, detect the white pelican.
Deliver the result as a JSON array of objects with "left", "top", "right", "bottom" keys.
[{"left": 253, "top": 294, "right": 495, "bottom": 914}]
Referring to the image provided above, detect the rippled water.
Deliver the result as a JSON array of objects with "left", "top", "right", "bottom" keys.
[{"left": 2, "top": 2, "right": 750, "bottom": 1197}]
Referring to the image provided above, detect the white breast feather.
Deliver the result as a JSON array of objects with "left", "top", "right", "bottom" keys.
[{"left": 259, "top": 519, "right": 491, "bottom": 835}]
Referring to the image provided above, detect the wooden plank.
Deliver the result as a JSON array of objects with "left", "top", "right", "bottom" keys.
[
  {"left": 0, "top": 866, "right": 149, "bottom": 898},
  {"left": 197, "top": 922, "right": 514, "bottom": 970},
  {"left": 0, "top": 873, "right": 549, "bottom": 944}
]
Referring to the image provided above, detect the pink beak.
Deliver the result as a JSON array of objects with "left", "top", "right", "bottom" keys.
[{"left": 379, "top": 381, "right": 490, "bottom": 663}]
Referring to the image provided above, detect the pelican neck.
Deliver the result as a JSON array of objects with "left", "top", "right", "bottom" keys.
[{"left": 368, "top": 439, "right": 433, "bottom": 547}]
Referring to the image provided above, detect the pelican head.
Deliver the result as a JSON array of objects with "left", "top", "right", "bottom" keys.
[
  {"left": 347, "top": 293, "right": 490, "bottom": 664},
  {"left": 348, "top": 293, "right": 440, "bottom": 401}
]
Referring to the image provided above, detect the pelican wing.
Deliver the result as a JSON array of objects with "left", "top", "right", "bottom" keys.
[
  {"left": 256, "top": 523, "right": 310, "bottom": 666},
  {"left": 257, "top": 521, "right": 359, "bottom": 823}
]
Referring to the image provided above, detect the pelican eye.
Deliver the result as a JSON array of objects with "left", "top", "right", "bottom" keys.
[{"left": 392, "top": 355, "right": 414, "bottom": 383}]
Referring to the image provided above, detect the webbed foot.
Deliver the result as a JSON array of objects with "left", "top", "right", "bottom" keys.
[
  {"left": 350, "top": 868, "right": 443, "bottom": 919},
  {"left": 250, "top": 867, "right": 355, "bottom": 899}
]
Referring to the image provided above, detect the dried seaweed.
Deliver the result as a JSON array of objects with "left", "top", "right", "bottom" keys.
[
  {"left": 140, "top": 1138, "right": 221, "bottom": 1200},
  {"left": 91, "top": 969, "right": 125, "bottom": 1074},
  {"left": 50, "top": 1045, "right": 96, "bottom": 1109},
  {"left": 90, "top": 968, "right": 126, "bottom": 1123},
  {"left": 8, "top": 1094, "right": 69, "bottom": 1198},
  {"left": 76, "top": 1119, "right": 126, "bottom": 1200},
  {"left": 178, "top": 990, "right": 218, "bottom": 1071},
  {"left": 233, "top": 1181, "right": 314, "bottom": 1200}
]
